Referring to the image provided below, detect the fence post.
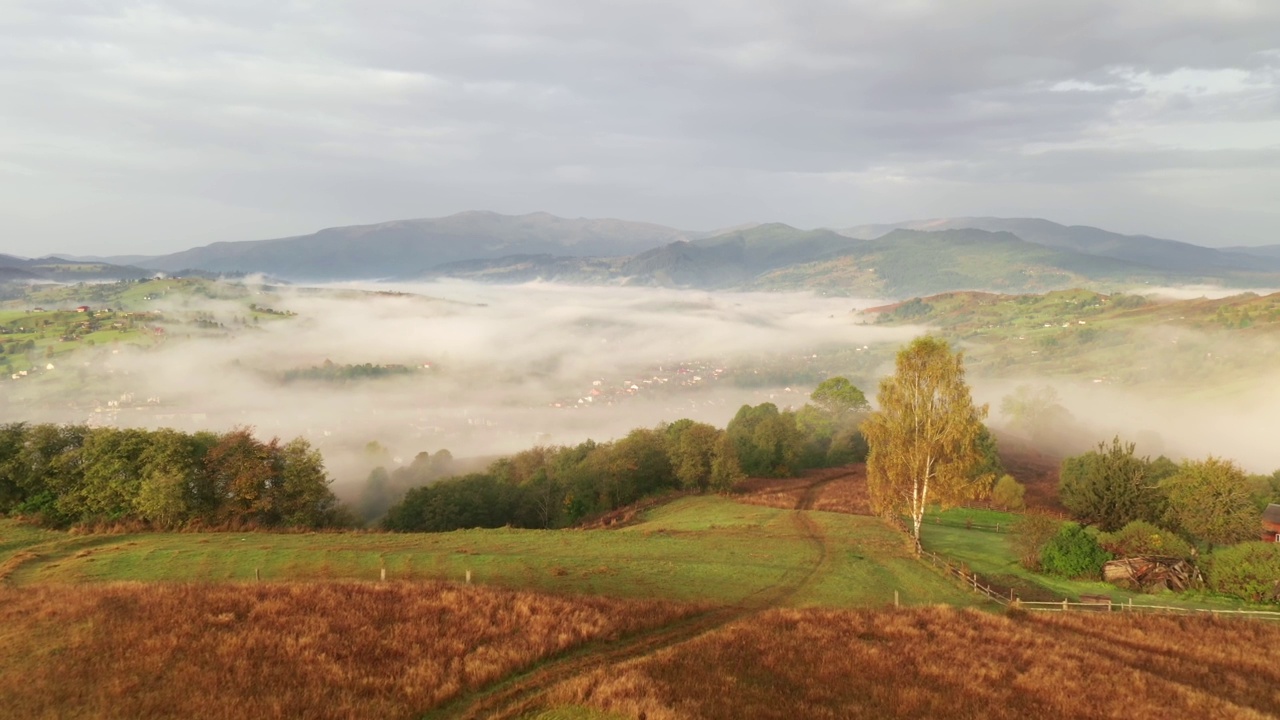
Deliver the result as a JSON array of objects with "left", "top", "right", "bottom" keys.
[
  {"left": 380, "top": 567, "right": 386, "bottom": 582},
  {"left": 255, "top": 568, "right": 260, "bottom": 582},
  {"left": 465, "top": 569, "right": 472, "bottom": 585},
  {"left": 1062, "top": 598, "right": 1068, "bottom": 611},
  {"left": 895, "top": 590, "right": 899, "bottom": 608}
]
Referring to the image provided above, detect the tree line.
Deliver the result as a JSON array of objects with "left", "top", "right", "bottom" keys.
[
  {"left": 0, "top": 423, "right": 346, "bottom": 529},
  {"left": 378, "top": 377, "right": 880, "bottom": 532}
]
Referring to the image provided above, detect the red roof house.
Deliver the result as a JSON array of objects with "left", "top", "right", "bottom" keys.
[{"left": 1263, "top": 504, "right": 1280, "bottom": 543}]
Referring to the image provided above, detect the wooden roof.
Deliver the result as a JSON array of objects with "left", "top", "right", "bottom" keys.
[{"left": 1264, "top": 504, "right": 1280, "bottom": 526}]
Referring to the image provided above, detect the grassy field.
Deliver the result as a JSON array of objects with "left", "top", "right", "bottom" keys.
[
  {"left": 5, "top": 493, "right": 1280, "bottom": 719},
  {"left": 0, "top": 497, "right": 977, "bottom": 608},
  {"left": 544, "top": 605, "right": 1280, "bottom": 720},
  {"left": 0, "top": 581, "right": 694, "bottom": 720}
]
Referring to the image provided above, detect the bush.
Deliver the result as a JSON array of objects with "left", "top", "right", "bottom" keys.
[
  {"left": 1059, "top": 437, "right": 1169, "bottom": 531},
  {"left": 990, "top": 475, "right": 1026, "bottom": 511},
  {"left": 1010, "top": 512, "right": 1062, "bottom": 571},
  {"left": 1039, "top": 524, "right": 1112, "bottom": 579},
  {"left": 1098, "top": 520, "right": 1194, "bottom": 560},
  {"left": 1206, "top": 542, "right": 1280, "bottom": 603}
]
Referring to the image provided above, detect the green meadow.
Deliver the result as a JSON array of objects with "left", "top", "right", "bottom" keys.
[{"left": 0, "top": 497, "right": 976, "bottom": 608}]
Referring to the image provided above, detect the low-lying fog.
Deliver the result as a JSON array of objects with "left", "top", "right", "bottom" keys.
[
  {"left": 5, "top": 280, "right": 1278, "bottom": 488},
  {"left": 2, "top": 281, "right": 919, "bottom": 484}
]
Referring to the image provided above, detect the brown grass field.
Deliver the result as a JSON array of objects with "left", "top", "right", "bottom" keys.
[
  {"left": 0, "top": 582, "right": 697, "bottom": 720},
  {"left": 548, "top": 606, "right": 1280, "bottom": 719},
  {"left": 735, "top": 466, "right": 872, "bottom": 515}
]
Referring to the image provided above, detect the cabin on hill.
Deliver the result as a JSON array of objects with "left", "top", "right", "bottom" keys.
[{"left": 1263, "top": 504, "right": 1280, "bottom": 543}]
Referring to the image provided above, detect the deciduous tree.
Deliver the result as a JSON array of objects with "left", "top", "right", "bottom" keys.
[
  {"left": 1000, "top": 384, "right": 1074, "bottom": 442},
  {"left": 1161, "top": 457, "right": 1259, "bottom": 546},
  {"left": 863, "top": 336, "right": 991, "bottom": 550},
  {"left": 809, "top": 376, "right": 869, "bottom": 418}
]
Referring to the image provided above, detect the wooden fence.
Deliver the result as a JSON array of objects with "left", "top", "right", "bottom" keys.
[
  {"left": 918, "top": 549, "right": 1012, "bottom": 607},
  {"left": 1017, "top": 599, "right": 1280, "bottom": 620},
  {"left": 917, "top": 548, "right": 1280, "bottom": 621}
]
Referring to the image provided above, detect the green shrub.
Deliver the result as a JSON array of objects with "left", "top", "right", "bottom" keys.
[
  {"left": 1010, "top": 512, "right": 1062, "bottom": 571},
  {"left": 1039, "top": 524, "right": 1112, "bottom": 579},
  {"left": 991, "top": 474, "right": 1026, "bottom": 511},
  {"left": 1098, "top": 520, "right": 1194, "bottom": 560},
  {"left": 1206, "top": 542, "right": 1280, "bottom": 603}
]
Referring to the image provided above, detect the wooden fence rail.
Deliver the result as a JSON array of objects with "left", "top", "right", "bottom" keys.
[
  {"left": 919, "top": 549, "right": 1011, "bottom": 607},
  {"left": 916, "top": 547, "right": 1280, "bottom": 621},
  {"left": 1018, "top": 600, "right": 1280, "bottom": 620}
]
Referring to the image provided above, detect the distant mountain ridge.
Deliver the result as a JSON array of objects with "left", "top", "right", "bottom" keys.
[
  {"left": 131, "top": 211, "right": 691, "bottom": 279},
  {"left": 839, "top": 217, "right": 1280, "bottom": 274},
  {"left": 0, "top": 254, "right": 152, "bottom": 283},
  {"left": 414, "top": 223, "right": 1264, "bottom": 296},
  {"left": 29, "top": 211, "right": 1280, "bottom": 297}
]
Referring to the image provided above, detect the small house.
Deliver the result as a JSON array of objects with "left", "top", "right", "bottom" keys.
[
  {"left": 1263, "top": 504, "right": 1280, "bottom": 543},
  {"left": 76, "top": 305, "right": 90, "bottom": 313}
]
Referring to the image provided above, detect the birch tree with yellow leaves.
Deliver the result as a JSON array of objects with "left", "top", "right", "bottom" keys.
[{"left": 864, "top": 336, "right": 993, "bottom": 552}]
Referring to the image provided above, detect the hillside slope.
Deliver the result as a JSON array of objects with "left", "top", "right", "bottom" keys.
[
  {"left": 138, "top": 211, "right": 690, "bottom": 279},
  {"left": 0, "top": 254, "right": 151, "bottom": 282},
  {"left": 88, "top": 211, "right": 1280, "bottom": 295},
  {"left": 840, "top": 217, "right": 1280, "bottom": 274}
]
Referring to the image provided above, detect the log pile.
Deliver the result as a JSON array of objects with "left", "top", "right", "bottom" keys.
[{"left": 1104, "top": 556, "right": 1203, "bottom": 592}]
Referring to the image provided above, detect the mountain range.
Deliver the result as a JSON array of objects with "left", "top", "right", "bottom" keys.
[
  {"left": 28, "top": 212, "right": 1280, "bottom": 297},
  {"left": 0, "top": 254, "right": 153, "bottom": 284}
]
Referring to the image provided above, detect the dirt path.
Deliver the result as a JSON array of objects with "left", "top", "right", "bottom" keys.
[
  {"left": 425, "top": 478, "right": 839, "bottom": 720},
  {"left": 0, "top": 534, "right": 127, "bottom": 585}
]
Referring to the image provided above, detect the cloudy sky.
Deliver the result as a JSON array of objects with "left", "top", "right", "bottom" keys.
[{"left": 3, "top": 1, "right": 1278, "bottom": 257}]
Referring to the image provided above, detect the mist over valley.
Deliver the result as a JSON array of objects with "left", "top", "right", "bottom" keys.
[
  {"left": 5, "top": 3, "right": 1280, "bottom": 714},
  {"left": 5, "top": 271, "right": 1279, "bottom": 490}
]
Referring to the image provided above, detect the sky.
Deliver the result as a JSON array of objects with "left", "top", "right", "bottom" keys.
[{"left": 2, "top": 0, "right": 1278, "bottom": 257}]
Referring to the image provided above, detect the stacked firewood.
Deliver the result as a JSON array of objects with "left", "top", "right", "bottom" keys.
[{"left": 1103, "top": 556, "right": 1203, "bottom": 592}]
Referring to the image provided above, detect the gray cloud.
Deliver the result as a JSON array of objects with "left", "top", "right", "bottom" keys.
[{"left": 1, "top": 0, "right": 1277, "bottom": 255}]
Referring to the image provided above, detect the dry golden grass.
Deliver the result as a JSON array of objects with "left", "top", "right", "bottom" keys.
[
  {"left": 810, "top": 465, "right": 872, "bottom": 515},
  {"left": 732, "top": 475, "right": 814, "bottom": 509},
  {"left": 0, "top": 582, "right": 696, "bottom": 720},
  {"left": 549, "top": 606, "right": 1280, "bottom": 719},
  {"left": 735, "top": 466, "right": 872, "bottom": 515}
]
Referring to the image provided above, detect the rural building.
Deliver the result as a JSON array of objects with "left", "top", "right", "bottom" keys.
[
  {"left": 1263, "top": 504, "right": 1280, "bottom": 543},
  {"left": 76, "top": 305, "right": 90, "bottom": 313}
]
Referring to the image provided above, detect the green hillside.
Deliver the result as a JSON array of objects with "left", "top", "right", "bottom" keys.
[
  {"left": 866, "top": 288, "right": 1280, "bottom": 388},
  {"left": 0, "top": 497, "right": 977, "bottom": 608},
  {"left": 753, "top": 229, "right": 1198, "bottom": 296},
  {"left": 418, "top": 224, "right": 1254, "bottom": 296}
]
